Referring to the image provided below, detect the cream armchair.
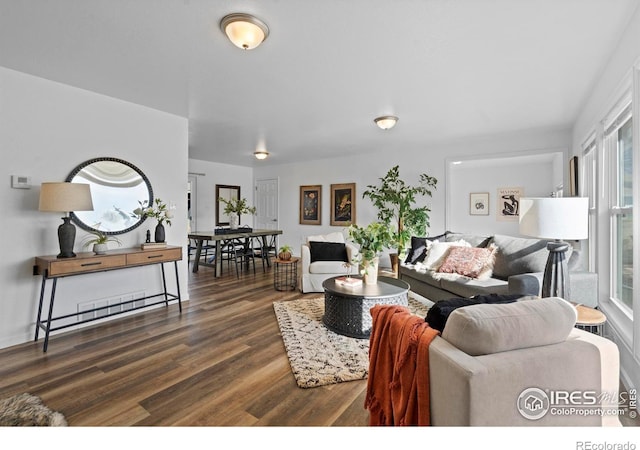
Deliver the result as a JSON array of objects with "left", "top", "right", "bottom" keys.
[
  {"left": 429, "top": 297, "right": 621, "bottom": 426},
  {"left": 301, "top": 232, "right": 358, "bottom": 293}
]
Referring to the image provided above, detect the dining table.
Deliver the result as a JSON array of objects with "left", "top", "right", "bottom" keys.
[{"left": 188, "top": 228, "right": 283, "bottom": 276}]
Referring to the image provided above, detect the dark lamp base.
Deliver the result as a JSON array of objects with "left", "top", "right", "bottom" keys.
[{"left": 57, "top": 217, "right": 77, "bottom": 258}]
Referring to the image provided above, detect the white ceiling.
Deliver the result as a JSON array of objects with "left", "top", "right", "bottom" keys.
[{"left": 1, "top": 0, "right": 638, "bottom": 167}]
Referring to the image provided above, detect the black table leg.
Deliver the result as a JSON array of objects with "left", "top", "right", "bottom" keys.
[{"left": 43, "top": 278, "right": 58, "bottom": 353}]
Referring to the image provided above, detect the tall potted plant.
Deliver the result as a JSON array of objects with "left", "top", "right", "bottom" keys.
[
  {"left": 348, "top": 222, "right": 394, "bottom": 285},
  {"left": 219, "top": 197, "right": 257, "bottom": 229},
  {"left": 362, "top": 165, "right": 437, "bottom": 272}
]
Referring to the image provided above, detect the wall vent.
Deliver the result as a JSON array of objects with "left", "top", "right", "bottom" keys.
[{"left": 77, "top": 291, "right": 146, "bottom": 322}]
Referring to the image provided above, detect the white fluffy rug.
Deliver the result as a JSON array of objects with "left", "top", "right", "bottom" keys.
[
  {"left": 273, "top": 294, "right": 432, "bottom": 388},
  {"left": 0, "top": 393, "right": 67, "bottom": 426}
]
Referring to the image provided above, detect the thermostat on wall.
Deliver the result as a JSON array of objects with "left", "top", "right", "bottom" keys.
[{"left": 11, "top": 175, "right": 32, "bottom": 189}]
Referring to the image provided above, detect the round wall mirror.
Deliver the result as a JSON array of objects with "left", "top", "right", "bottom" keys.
[{"left": 66, "top": 157, "right": 153, "bottom": 235}]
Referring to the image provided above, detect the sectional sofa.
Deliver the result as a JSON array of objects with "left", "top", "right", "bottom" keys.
[{"left": 398, "top": 231, "right": 598, "bottom": 307}]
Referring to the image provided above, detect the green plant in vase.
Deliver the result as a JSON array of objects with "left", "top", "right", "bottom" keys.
[
  {"left": 219, "top": 197, "right": 257, "bottom": 229},
  {"left": 278, "top": 244, "right": 293, "bottom": 261},
  {"left": 132, "top": 198, "right": 173, "bottom": 243},
  {"left": 347, "top": 222, "right": 394, "bottom": 284},
  {"left": 81, "top": 230, "right": 122, "bottom": 255}
]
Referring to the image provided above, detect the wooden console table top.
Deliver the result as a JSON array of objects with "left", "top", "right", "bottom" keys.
[{"left": 34, "top": 245, "right": 182, "bottom": 278}]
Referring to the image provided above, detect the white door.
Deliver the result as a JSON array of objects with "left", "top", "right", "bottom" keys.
[
  {"left": 188, "top": 174, "right": 197, "bottom": 232},
  {"left": 255, "top": 178, "right": 278, "bottom": 230}
]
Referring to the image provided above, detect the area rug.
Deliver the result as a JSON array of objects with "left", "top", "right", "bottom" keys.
[
  {"left": 0, "top": 393, "right": 68, "bottom": 426},
  {"left": 273, "top": 294, "right": 432, "bottom": 388}
]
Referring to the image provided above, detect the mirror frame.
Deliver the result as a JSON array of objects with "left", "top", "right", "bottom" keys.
[
  {"left": 66, "top": 157, "right": 154, "bottom": 235},
  {"left": 216, "top": 184, "right": 240, "bottom": 226}
]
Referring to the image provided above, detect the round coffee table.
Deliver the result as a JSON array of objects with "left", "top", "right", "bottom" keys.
[{"left": 322, "top": 275, "right": 410, "bottom": 338}]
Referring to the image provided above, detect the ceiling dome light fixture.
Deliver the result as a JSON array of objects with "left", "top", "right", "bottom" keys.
[
  {"left": 374, "top": 115, "right": 399, "bottom": 130},
  {"left": 220, "top": 13, "right": 269, "bottom": 50},
  {"left": 254, "top": 150, "right": 269, "bottom": 160}
]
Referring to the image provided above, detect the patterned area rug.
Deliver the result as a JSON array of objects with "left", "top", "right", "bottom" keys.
[
  {"left": 273, "top": 294, "right": 432, "bottom": 388},
  {"left": 0, "top": 393, "right": 67, "bottom": 426}
]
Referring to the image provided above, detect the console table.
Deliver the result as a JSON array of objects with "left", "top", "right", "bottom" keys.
[{"left": 33, "top": 246, "right": 183, "bottom": 352}]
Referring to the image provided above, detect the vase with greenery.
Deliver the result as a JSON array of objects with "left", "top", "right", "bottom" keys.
[
  {"left": 133, "top": 198, "right": 173, "bottom": 242},
  {"left": 348, "top": 222, "right": 394, "bottom": 284},
  {"left": 362, "top": 165, "right": 437, "bottom": 271},
  {"left": 81, "top": 230, "right": 122, "bottom": 255},
  {"left": 219, "top": 197, "right": 257, "bottom": 229},
  {"left": 278, "top": 244, "right": 292, "bottom": 261}
]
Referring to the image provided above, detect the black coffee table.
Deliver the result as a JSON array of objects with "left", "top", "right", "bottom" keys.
[{"left": 322, "top": 276, "right": 410, "bottom": 338}]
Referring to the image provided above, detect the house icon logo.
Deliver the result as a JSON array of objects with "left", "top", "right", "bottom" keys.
[{"left": 517, "top": 388, "right": 550, "bottom": 420}]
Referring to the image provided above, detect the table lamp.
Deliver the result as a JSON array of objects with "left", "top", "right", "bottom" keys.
[
  {"left": 519, "top": 197, "right": 588, "bottom": 301},
  {"left": 39, "top": 182, "right": 94, "bottom": 258}
]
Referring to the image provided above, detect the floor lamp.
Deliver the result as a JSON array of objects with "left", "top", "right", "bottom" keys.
[
  {"left": 39, "top": 182, "right": 94, "bottom": 258},
  {"left": 519, "top": 197, "right": 588, "bottom": 300}
]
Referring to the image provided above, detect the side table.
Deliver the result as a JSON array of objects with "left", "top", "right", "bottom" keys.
[
  {"left": 574, "top": 304, "right": 607, "bottom": 336},
  {"left": 274, "top": 257, "right": 299, "bottom": 291}
]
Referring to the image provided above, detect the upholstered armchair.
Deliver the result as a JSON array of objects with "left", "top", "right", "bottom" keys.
[
  {"left": 429, "top": 297, "right": 621, "bottom": 426},
  {"left": 300, "top": 232, "right": 358, "bottom": 293}
]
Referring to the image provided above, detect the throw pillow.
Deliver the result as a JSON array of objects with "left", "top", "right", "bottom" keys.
[
  {"left": 425, "top": 293, "right": 528, "bottom": 332},
  {"left": 442, "top": 297, "right": 576, "bottom": 356},
  {"left": 403, "top": 233, "right": 446, "bottom": 264},
  {"left": 422, "top": 240, "right": 471, "bottom": 271},
  {"left": 437, "top": 244, "right": 497, "bottom": 279},
  {"left": 309, "top": 241, "right": 348, "bottom": 263}
]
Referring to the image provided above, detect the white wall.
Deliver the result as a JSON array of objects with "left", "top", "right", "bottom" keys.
[
  {"left": 253, "top": 127, "right": 571, "bottom": 260},
  {"left": 447, "top": 151, "right": 563, "bottom": 237},
  {"left": 188, "top": 159, "right": 254, "bottom": 231},
  {"left": 0, "top": 67, "right": 189, "bottom": 349}
]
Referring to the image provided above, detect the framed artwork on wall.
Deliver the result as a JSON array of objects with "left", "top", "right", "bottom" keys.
[
  {"left": 497, "top": 187, "right": 523, "bottom": 221},
  {"left": 469, "top": 192, "right": 489, "bottom": 215},
  {"left": 330, "top": 183, "right": 356, "bottom": 226},
  {"left": 569, "top": 156, "right": 579, "bottom": 196},
  {"left": 300, "top": 185, "right": 322, "bottom": 225}
]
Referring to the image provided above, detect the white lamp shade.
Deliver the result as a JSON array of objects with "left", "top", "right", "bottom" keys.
[
  {"left": 39, "top": 182, "right": 94, "bottom": 213},
  {"left": 519, "top": 197, "right": 588, "bottom": 240},
  {"left": 221, "top": 14, "right": 269, "bottom": 50}
]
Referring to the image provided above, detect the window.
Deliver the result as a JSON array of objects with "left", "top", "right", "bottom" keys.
[
  {"left": 582, "top": 137, "right": 597, "bottom": 272},
  {"left": 605, "top": 103, "right": 633, "bottom": 311}
]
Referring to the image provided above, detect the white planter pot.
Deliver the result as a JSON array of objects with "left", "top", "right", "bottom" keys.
[
  {"left": 93, "top": 243, "right": 108, "bottom": 255},
  {"left": 362, "top": 256, "right": 379, "bottom": 285},
  {"left": 229, "top": 215, "right": 239, "bottom": 230}
]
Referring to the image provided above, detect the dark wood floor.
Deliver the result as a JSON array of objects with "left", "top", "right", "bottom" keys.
[
  {"left": 0, "top": 259, "right": 636, "bottom": 427},
  {"left": 0, "top": 261, "right": 369, "bottom": 426}
]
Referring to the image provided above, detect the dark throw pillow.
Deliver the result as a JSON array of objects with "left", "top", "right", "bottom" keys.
[
  {"left": 309, "top": 241, "right": 348, "bottom": 263},
  {"left": 404, "top": 233, "right": 447, "bottom": 264},
  {"left": 425, "top": 293, "right": 526, "bottom": 332}
]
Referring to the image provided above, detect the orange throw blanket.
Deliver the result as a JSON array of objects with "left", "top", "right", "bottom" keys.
[{"left": 365, "top": 304, "right": 439, "bottom": 426}]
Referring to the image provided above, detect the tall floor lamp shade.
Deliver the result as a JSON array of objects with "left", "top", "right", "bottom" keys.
[
  {"left": 39, "top": 182, "right": 94, "bottom": 258},
  {"left": 519, "top": 197, "right": 588, "bottom": 300}
]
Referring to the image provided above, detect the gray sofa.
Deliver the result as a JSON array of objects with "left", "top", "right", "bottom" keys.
[{"left": 399, "top": 231, "right": 598, "bottom": 307}]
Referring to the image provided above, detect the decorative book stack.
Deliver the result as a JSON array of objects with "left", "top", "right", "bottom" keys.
[
  {"left": 334, "top": 276, "right": 362, "bottom": 288},
  {"left": 141, "top": 242, "right": 167, "bottom": 250}
]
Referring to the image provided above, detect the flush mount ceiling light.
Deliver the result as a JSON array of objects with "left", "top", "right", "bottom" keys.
[
  {"left": 374, "top": 115, "right": 398, "bottom": 130},
  {"left": 220, "top": 13, "right": 269, "bottom": 50},
  {"left": 254, "top": 150, "right": 269, "bottom": 160}
]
